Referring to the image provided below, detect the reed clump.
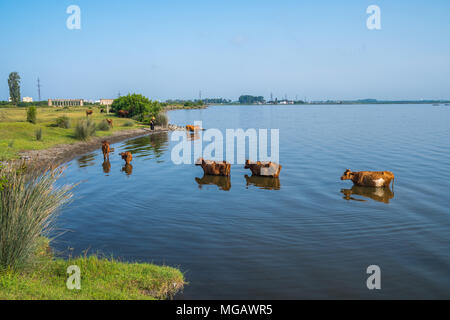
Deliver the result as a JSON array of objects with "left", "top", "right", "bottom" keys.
[{"left": 0, "top": 163, "right": 74, "bottom": 270}]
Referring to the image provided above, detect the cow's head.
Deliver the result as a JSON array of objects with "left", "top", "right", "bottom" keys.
[
  {"left": 244, "top": 160, "right": 252, "bottom": 169},
  {"left": 341, "top": 169, "right": 354, "bottom": 180}
]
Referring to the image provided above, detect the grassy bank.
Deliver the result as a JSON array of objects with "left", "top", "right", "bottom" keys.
[
  {"left": 0, "top": 106, "right": 143, "bottom": 160},
  {"left": 0, "top": 239, "right": 185, "bottom": 300}
]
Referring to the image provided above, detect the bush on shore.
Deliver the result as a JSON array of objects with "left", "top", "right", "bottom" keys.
[
  {"left": 55, "top": 116, "right": 71, "bottom": 129},
  {"left": 35, "top": 128, "right": 43, "bottom": 141},
  {"left": 111, "top": 94, "right": 162, "bottom": 118},
  {"left": 96, "top": 119, "right": 110, "bottom": 131},
  {"left": 26, "top": 106, "right": 37, "bottom": 124},
  {"left": 0, "top": 163, "right": 74, "bottom": 271},
  {"left": 154, "top": 112, "right": 168, "bottom": 127},
  {"left": 74, "top": 119, "right": 96, "bottom": 140}
]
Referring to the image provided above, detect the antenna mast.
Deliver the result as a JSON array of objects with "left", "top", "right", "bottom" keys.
[{"left": 37, "top": 78, "right": 41, "bottom": 101}]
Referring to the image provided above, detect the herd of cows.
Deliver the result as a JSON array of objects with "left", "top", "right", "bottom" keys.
[{"left": 99, "top": 125, "right": 395, "bottom": 190}]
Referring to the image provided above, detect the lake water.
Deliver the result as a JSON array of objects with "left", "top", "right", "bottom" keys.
[{"left": 54, "top": 104, "right": 450, "bottom": 299}]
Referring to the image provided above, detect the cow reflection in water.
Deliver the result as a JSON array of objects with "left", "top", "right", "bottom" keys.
[
  {"left": 341, "top": 186, "right": 394, "bottom": 204},
  {"left": 187, "top": 132, "right": 200, "bottom": 141},
  {"left": 121, "top": 163, "right": 133, "bottom": 176},
  {"left": 102, "top": 160, "right": 111, "bottom": 174},
  {"left": 244, "top": 175, "right": 281, "bottom": 190},
  {"left": 195, "top": 175, "right": 231, "bottom": 191}
]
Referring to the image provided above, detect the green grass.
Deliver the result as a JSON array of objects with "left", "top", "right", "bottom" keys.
[
  {"left": 0, "top": 240, "right": 185, "bottom": 300},
  {"left": 0, "top": 106, "right": 145, "bottom": 160}
]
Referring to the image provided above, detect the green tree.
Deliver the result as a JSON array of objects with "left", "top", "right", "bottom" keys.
[
  {"left": 8, "top": 72, "right": 21, "bottom": 105},
  {"left": 111, "top": 94, "right": 162, "bottom": 118}
]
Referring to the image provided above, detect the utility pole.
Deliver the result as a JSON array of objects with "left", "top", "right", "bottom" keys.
[{"left": 37, "top": 78, "right": 41, "bottom": 102}]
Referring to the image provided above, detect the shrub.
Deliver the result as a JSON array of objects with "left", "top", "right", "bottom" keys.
[
  {"left": 154, "top": 112, "right": 168, "bottom": 127},
  {"left": 26, "top": 106, "right": 37, "bottom": 124},
  {"left": 74, "top": 119, "right": 96, "bottom": 140},
  {"left": 8, "top": 140, "right": 14, "bottom": 148},
  {"left": 55, "top": 116, "right": 71, "bottom": 129},
  {"left": 97, "top": 119, "right": 110, "bottom": 131},
  {"left": 0, "top": 163, "right": 73, "bottom": 270},
  {"left": 111, "top": 94, "right": 162, "bottom": 118},
  {"left": 123, "top": 120, "right": 134, "bottom": 127},
  {"left": 35, "top": 128, "right": 43, "bottom": 141}
]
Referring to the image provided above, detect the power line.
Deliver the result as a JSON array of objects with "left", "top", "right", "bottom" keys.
[{"left": 37, "top": 78, "right": 41, "bottom": 101}]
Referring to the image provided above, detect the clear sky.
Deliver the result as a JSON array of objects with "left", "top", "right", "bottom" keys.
[{"left": 1, "top": 0, "right": 449, "bottom": 101}]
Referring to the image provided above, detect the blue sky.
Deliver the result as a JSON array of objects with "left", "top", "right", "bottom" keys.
[{"left": 0, "top": 0, "right": 449, "bottom": 101}]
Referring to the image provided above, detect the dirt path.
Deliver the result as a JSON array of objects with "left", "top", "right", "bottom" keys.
[{"left": 17, "top": 125, "right": 183, "bottom": 170}]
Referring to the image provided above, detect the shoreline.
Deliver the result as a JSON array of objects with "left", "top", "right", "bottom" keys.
[{"left": 16, "top": 126, "right": 182, "bottom": 170}]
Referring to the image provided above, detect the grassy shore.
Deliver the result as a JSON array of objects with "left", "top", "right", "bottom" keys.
[
  {"left": 0, "top": 239, "right": 185, "bottom": 300},
  {"left": 0, "top": 106, "right": 144, "bottom": 161}
]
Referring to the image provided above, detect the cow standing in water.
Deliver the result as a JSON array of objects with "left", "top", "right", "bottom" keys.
[
  {"left": 244, "top": 160, "right": 282, "bottom": 178},
  {"left": 102, "top": 141, "right": 110, "bottom": 160},
  {"left": 340, "top": 169, "right": 395, "bottom": 188},
  {"left": 195, "top": 158, "right": 231, "bottom": 176},
  {"left": 186, "top": 125, "right": 201, "bottom": 132},
  {"left": 120, "top": 152, "right": 133, "bottom": 165}
]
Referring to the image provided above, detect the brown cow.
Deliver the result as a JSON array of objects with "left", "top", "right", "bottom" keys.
[
  {"left": 244, "top": 160, "right": 282, "bottom": 178},
  {"left": 106, "top": 119, "right": 113, "bottom": 128},
  {"left": 186, "top": 125, "right": 201, "bottom": 132},
  {"left": 117, "top": 110, "right": 129, "bottom": 118},
  {"left": 120, "top": 152, "right": 133, "bottom": 165},
  {"left": 101, "top": 141, "right": 110, "bottom": 160},
  {"left": 86, "top": 109, "right": 93, "bottom": 117},
  {"left": 195, "top": 158, "right": 231, "bottom": 176},
  {"left": 340, "top": 169, "right": 395, "bottom": 188}
]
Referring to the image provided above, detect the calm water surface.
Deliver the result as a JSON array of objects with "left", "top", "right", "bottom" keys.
[{"left": 55, "top": 105, "right": 450, "bottom": 299}]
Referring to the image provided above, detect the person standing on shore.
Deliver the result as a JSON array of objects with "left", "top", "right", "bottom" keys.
[{"left": 150, "top": 117, "right": 155, "bottom": 131}]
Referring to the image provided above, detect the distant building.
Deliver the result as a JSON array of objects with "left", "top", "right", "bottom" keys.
[
  {"left": 100, "top": 99, "right": 114, "bottom": 106},
  {"left": 22, "top": 97, "right": 33, "bottom": 103},
  {"left": 48, "top": 99, "right": 84, "bottom": 107},
  {"left": 100, "top": 99, "right": 114, "bottom": 113}
]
